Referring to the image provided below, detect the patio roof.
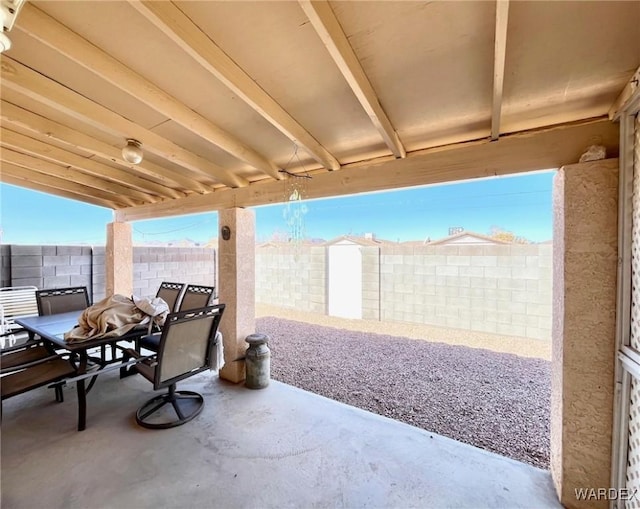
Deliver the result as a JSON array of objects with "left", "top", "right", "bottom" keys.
[
  {"left": 0, "top": 1, "right": 637, "bottom": 221},
  {"left": 1, "top": 369, "right": 561, "bottom": 508}
]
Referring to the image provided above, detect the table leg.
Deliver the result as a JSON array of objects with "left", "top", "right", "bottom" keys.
[{"left": 77, "top": 352, "right": 88, "bottom": 431}]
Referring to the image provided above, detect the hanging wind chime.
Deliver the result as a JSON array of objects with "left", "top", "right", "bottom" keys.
[{"left": 280, "top": 145, "right": 312, "bottom": 246}]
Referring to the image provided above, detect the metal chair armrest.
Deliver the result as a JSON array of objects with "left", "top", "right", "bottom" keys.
[{"left": 123, "top": 348, "right": 157, "bottom": 367}]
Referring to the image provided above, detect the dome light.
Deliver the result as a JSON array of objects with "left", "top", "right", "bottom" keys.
[{"left": 122, "top": 139, "right": 143, "bottom": 164}]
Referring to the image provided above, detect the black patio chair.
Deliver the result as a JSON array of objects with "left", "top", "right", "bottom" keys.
[
  {"left": 125, "top": 304, "right": 225, "bottom": 429},
  {"left": 36, "top": 286, "right": 90, "bottom": 316},
  {"left": 155, "top": 282, "right": 186, "bottom": 313},
  {"left": 176, "top": 284, "right": 215, "bottom": 312},
  {"left": 139, "top": 284, "right": 216, "bottom": 353},
  {"left": 36, "top": 286, "right": 113, "bottom": 367}
]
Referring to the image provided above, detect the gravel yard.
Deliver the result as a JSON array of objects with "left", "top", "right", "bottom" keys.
[{"left": 256, "top": 315, "right": 551, "bottom": 470}]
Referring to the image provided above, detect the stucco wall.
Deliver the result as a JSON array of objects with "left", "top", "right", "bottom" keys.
[{"left": 551, "top": 158, "right": 619, "bottom": 509}]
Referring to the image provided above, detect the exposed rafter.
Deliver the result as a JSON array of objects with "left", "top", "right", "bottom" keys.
[
  {"left": 17, "top": 4, "right": 281, "bottom": 181},
  {"left": 116, "top": 118, "right": 617, "bottom": 222},
  {"left": 1, "top": 101, "right": 209, "bottom": 194},
  {"left": 491, "top": 0, "right": 510, "bottom": 141},
  {"left": 1, "top": 56, "right": 248, "bottom": 188},
  {"left": 1, "top": 163, "right": 124, "bottom": 209},
  {"left": 299, "top": 0, "right": 406, "bottom": 159},
  {"left": 129, "top": 0, "right": 340, "bottom": 172},
  {"left": 1, "top": 149, "right": 139, "bottom": 207},
  {"left": 1, "top": 128, "right": 165, "bottom": 203}
]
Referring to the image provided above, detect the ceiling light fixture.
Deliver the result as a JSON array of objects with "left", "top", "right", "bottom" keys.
[
  {"left": 122, "top": 138, "right": 143, "bottom": 164},
  {"left": 0, "top": 0, "right": 27, "bottom": 54}
]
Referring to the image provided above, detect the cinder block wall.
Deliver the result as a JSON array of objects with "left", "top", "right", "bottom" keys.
[
  {"left": 361, "top": 246, "right": 380, "bottom": 320},
  {"left": 255, "top": 245, "right": 325, "bottom": 313},
  {"left": 1, "top": 245, "right": 216, "bottom": 305},
  {"left": 256, "top": 242, "right": 552, "bottom": 340},
  {"left": 380, "top": 244, "right": 552, "bottom": 339},
  {"left": 131, "top": 247, "right": 216, "bottom": 301},
  {"left": 1, "top": 245, "right": 11, "bottom": 287},
  {"left": 8, "top": 245, "right": 93, "bottom": 296},
  {"left": 92, "top": 246, "right": 106, "bottom": 302}
]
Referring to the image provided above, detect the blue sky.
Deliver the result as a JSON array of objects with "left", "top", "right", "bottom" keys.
[{"left": 0, "top": 171, "right": 554, "bottom": 245}]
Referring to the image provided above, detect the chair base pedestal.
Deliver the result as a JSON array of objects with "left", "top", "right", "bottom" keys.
[{"left": 135, "top": 386, "right": 204, "bottom": 429}]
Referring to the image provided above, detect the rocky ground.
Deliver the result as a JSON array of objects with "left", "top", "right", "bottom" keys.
[{"left": 256, "top": 314, "right": 550, "bottom": 469}]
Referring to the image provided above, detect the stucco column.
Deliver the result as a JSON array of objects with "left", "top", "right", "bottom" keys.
[
  {"left": 106, "top": 221, "right": 133, "bottom": 297},
  {"left": 551, "top": 158, "right": 618, "bottom": 509},
  {"left": 218, "top": 208, "right": 255, "bottom": 383}
]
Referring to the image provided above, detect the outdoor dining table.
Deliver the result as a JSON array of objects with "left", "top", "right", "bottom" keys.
[{"left": 15, "top": 311, "right": 146, "bottom": 431}]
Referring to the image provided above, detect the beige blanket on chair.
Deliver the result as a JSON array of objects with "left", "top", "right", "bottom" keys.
[{"left": 64, "top": 294, "right": 169, "bottom": 343}]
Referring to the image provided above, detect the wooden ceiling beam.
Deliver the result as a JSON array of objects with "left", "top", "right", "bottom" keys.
[
  {"left": 116, "top": 118, "right": 618, "bottom": 222},
  {"left": 1, "top": 149, "right": 139, "bottom": 208},
  {"left": 1, "top": 163, "right": 122, "bottom": 209},
  {"left": 1, "top": 100, "right": 210, "bottom": 194},
  {"left": 1, "top": 128, "right": 163, "bottom": 203},
  {"left": 1, "top": 57, "right": 248, "bottom": 188},
  {"left": 18, "top": 4, "right": 280, "bottom": 181},
  {"left": 129, "top": 1, "right": 340, "bottom": 172},
  {"left": 299, "top": 0, "right": 406, "bottom": 159},
  {"left": 491, "top": 0, "right": 510, "bottom": 141}
]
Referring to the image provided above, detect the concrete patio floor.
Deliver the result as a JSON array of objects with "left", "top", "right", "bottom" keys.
[{"left": 1, "top": 369, "right": 560, "bottom": 509}]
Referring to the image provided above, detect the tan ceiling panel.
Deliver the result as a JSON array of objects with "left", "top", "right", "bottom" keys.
[
  {"left": 5, "top": 30, "right": 168, "bottom": 131},
  {"left": 501, "top": 0, "right": 640, "bottom": 133},
  {"left": 19, "top": 4, "right": 280, "bottom": 179},
  {"left": 176, "top": 0, "right": 383, "bottom": 159},
  {"left": 150, "top": 120, "right": 261, "bottom": 182},
  {"left": 32, "top": 0, "right": 298, "bottom": 168},
  {"left": 330, "top": 1, "right": 496, "bottom": 149},
  {"left": 299, "top": 0, "right": 406, "bottom": 158},
  {"left": 400, "top": 113, "right": 491, "bottom": 153},
  {"left": 131, "top": 1, "right": 340, "bottom": 170}
]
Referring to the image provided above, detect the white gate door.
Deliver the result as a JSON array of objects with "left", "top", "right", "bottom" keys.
[{"left": 328, "top": 242, "right": 362, "bottom": 319}]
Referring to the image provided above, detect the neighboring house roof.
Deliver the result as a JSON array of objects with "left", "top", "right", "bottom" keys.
[
  {"left": 257, "top": 239, "right": 325, "bottom": 248},
  {"left": 427, "top": 231, "right": 509, "bottom": 246},
  {"left": 323, "top": 235, "right": 385, "bottom": 247},
  {"left": 401, "top": 240, "right": 430, "bottom": 247}
]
